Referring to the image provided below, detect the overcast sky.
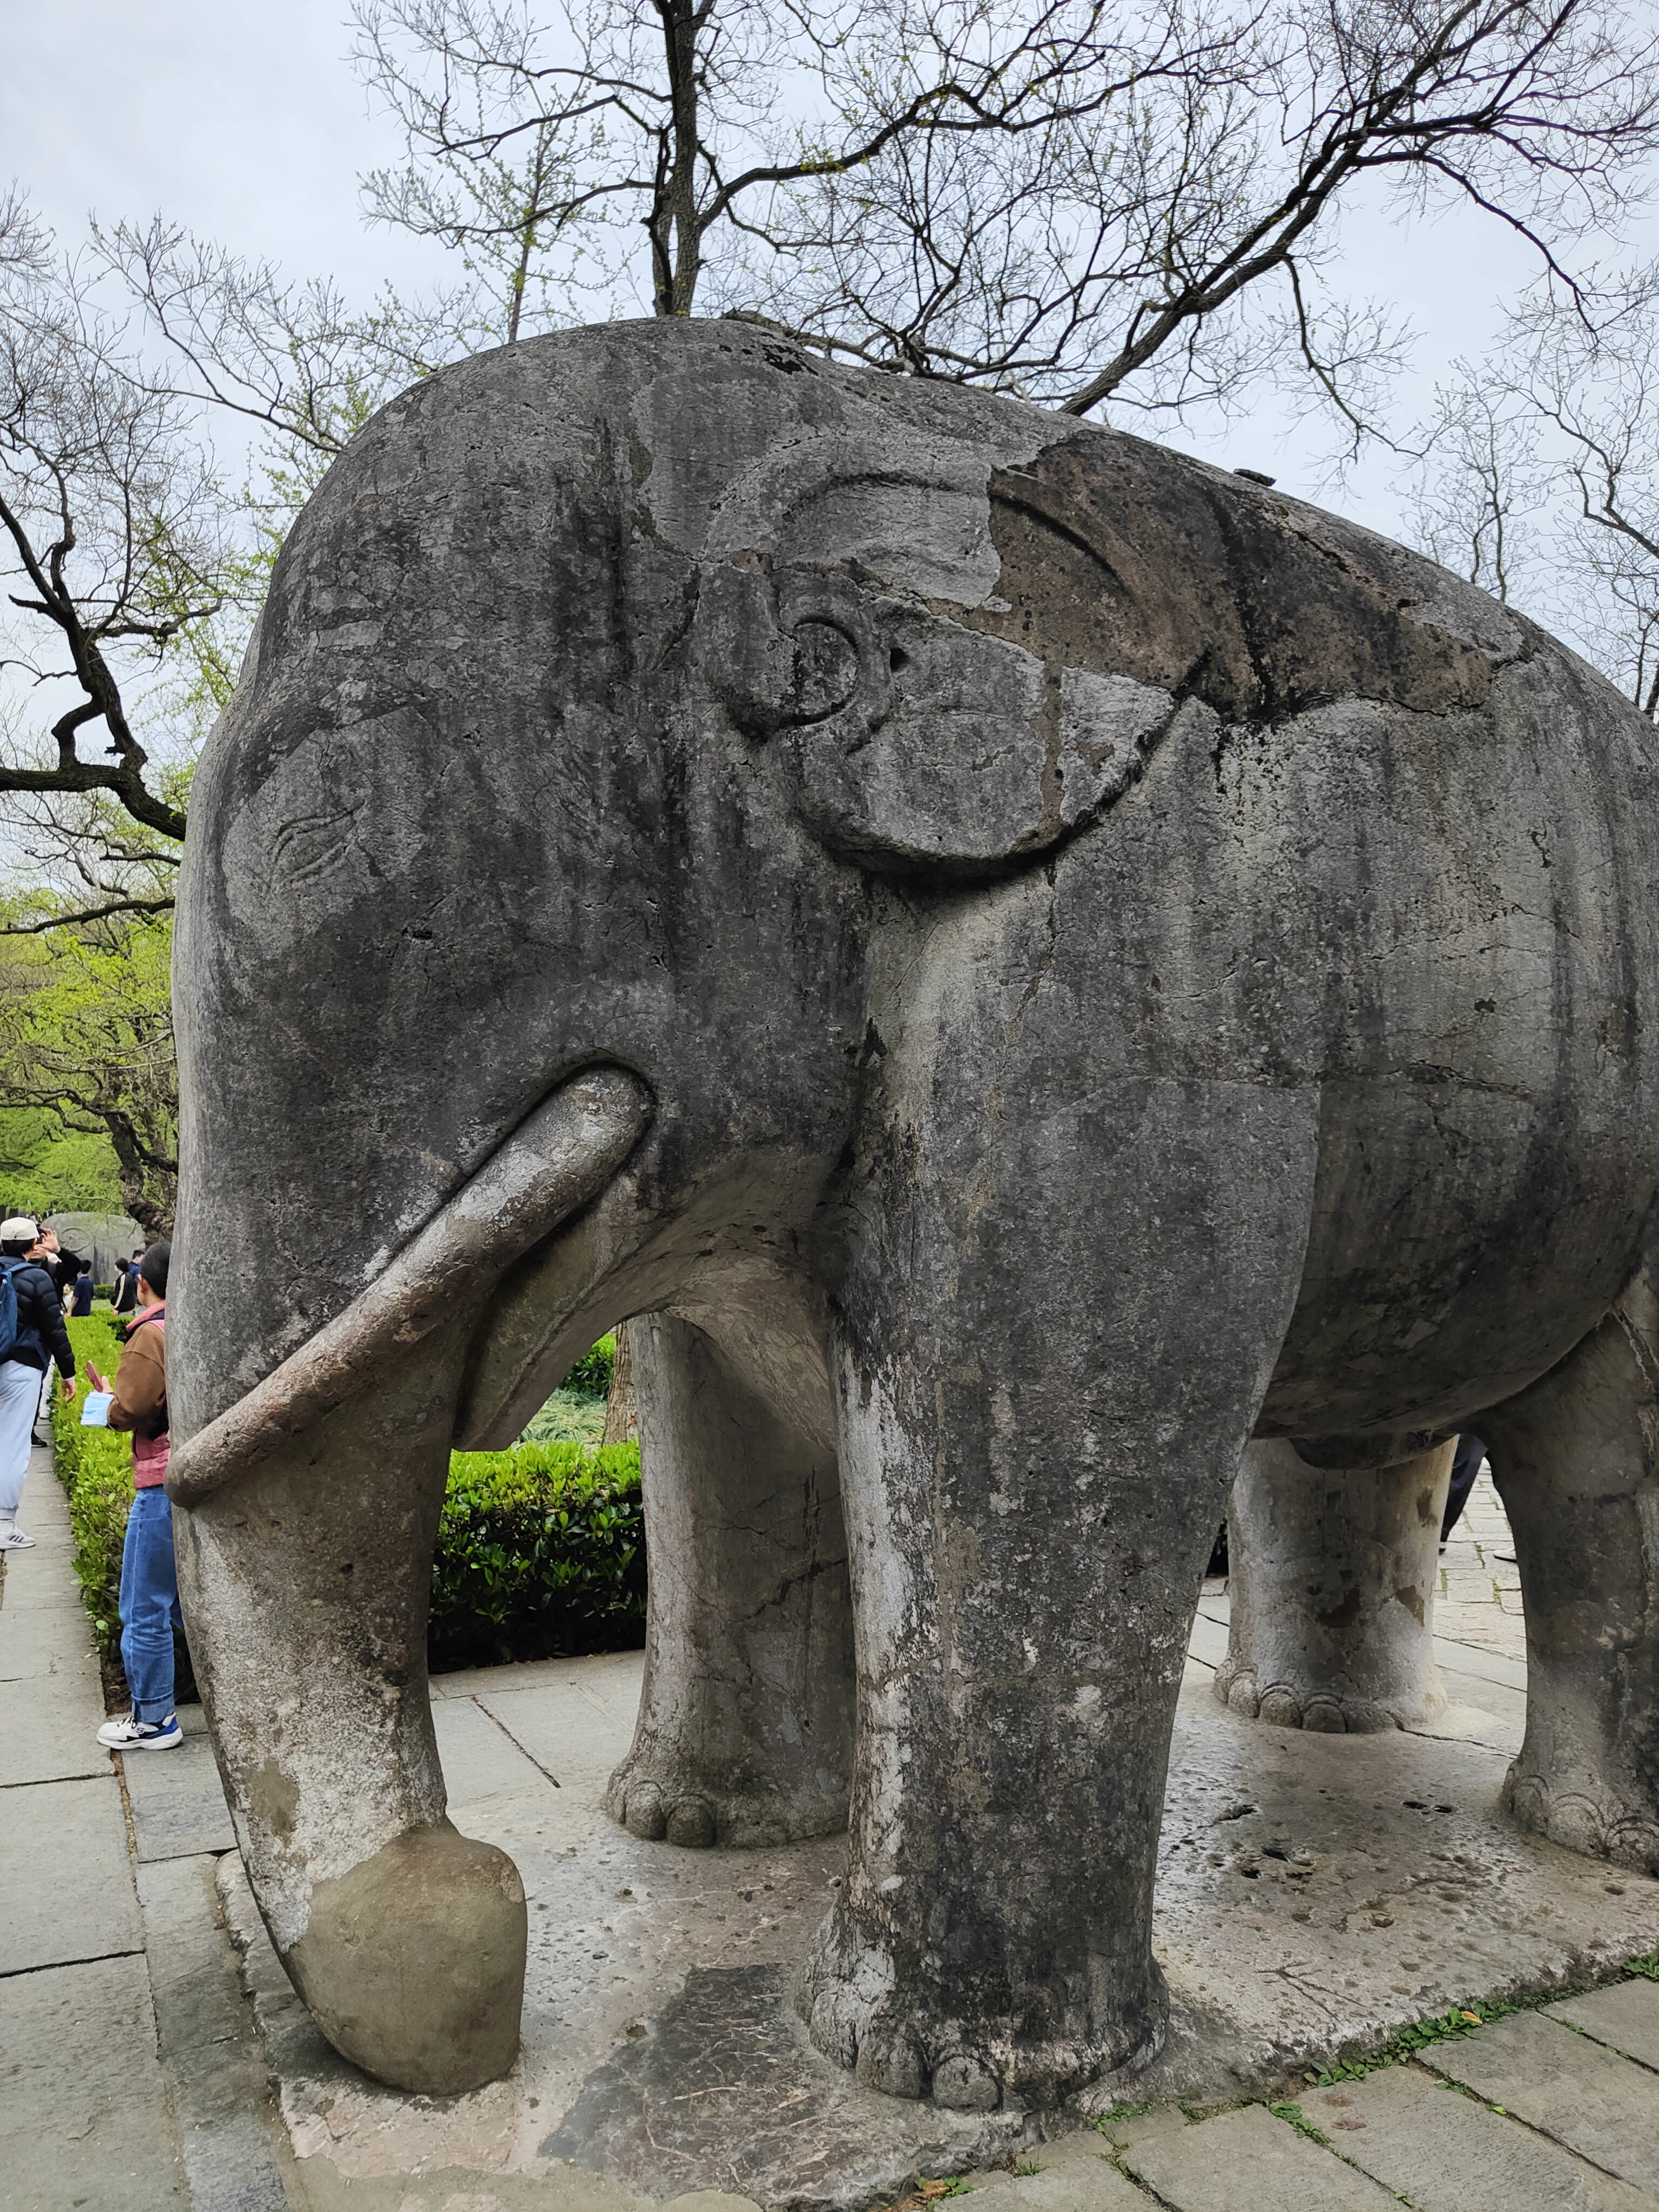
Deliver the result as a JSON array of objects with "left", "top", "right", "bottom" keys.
[{"left": 0, "top": 1, "right": 1595, "bottom": 538}]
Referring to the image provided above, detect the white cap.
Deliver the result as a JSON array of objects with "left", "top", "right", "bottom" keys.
[{"left": 0, "top": 1217, "right": 38, "bottom": 1243}]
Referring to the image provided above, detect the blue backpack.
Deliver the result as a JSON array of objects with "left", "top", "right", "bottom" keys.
[{"left": 0, "top": 1258, "right": 23, "bottom": 1363}]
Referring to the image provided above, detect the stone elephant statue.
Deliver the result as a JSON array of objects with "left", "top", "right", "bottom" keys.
[{"left": 167, "top": 319, "right": 1659, "bottom": 2111}]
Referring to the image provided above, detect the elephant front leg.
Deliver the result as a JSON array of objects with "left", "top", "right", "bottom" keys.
[
  {"left": 174, "top": 1338, "right": 527, "bottom": 2095},
  {"left": 605, "top": 1313, "right": 854, "bottom": 1847},
  {"left": 1216, "top": 1437, "right": 1454, "bottom": 1731},
  {"left": 1481, "top": 1286, "right": 1659, "bottom": 1875},
  {"left": 804, "top": 1075, "right": 1319, "bottom": 2109}
]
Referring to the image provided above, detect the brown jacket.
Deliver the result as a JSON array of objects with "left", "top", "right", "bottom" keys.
[{"left": 109, "top": 1304, "right": 168, "bottom": 1486}]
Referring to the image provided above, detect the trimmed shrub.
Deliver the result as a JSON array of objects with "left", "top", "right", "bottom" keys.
[
  {"left": 560, "top": 1333, "right": 616, "bottom": 1398},
  {"left": 51, "top": 1318, "right": 646, "bottom": 1675},
  {"left": 430, "top": 1441, "right": 645, "bottom": 1670},
  {"left": 52, "top": 1316, "right": 134, "bottom": 1659}
]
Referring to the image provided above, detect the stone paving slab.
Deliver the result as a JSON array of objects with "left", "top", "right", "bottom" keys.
[
  {"left": 124, "top": 1731, "right": 237, "bottom": 1861},
  {"left": 468, "top": 1648, "right": 652, "bottom": 1791},
  {"left": 0, "top": 1575, "right": 105, "bottom": 1692},
  {"left": 137, "top": 1853, "right": 292, "bottom": 2212},
  {"left": 1429, "top": 2011, "right": 1659, "bottom": 2194},
  {"left": 0, "top": 1684, "right": 110, "bottom": 1785},
  {"left": 1303, "top": 2059, "right": 1659, "bottom": 2210},
  {"left": 0, "top": 1945, "right": 186, "bottom": 2212},
  {"left": 963, "top": 2132, "right": 1150, "bottom": 2208},
  {"left": 1120, "top": 2100, "right": 1399, "bottom": 2209},
  {"left": 1547, "top": 1976, "right": 1659, "bottom": 2072},
  {"left": 432, "top": 1690, "right": 559, "bottom": 1808},
  {"left": 0, "top": 1771, "right": 141, "bottom": 1974}
]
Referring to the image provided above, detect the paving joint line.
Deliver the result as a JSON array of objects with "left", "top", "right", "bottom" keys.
[
  {"left": 0, "top": 1946, "right": 145, "bottom": 1979},
  {"left": 0, "top": 1767, "right": 117, "bottom": 1789},
  {"left": 473, "top": 1694, "right": 562, "bottom": 1788},
  {"left": 1409, "top": 2052, "right": 1648, "bottom": 2193}
]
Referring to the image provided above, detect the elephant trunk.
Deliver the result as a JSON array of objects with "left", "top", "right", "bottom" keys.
[
  {"left": 168, "top": 1064, "right": 652, "bottom": 1507},
  {"left": 171, "top": 1064, "right": 651, "bottom": 2094}
]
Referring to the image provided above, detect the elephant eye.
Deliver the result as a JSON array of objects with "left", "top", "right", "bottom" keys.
[
  {"left": 790, "top": 620, "right": 861, "bottom": 723},
  {"left": 271, "top": 807, "right": 359, "bottom": 884}
]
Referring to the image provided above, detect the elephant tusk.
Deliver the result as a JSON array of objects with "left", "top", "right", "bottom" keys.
[{"left": 166, "top": 1065, "right": 653, "bottom": 1507}]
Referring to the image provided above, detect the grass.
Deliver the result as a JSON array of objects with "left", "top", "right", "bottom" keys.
[{"left": 1267, "top": 2100, "right": 1330, "bottom": 2146}]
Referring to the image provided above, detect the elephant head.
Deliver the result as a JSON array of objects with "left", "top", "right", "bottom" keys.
[{"left": 170, "top": 318, "right": 1514, "bottom": 2097}]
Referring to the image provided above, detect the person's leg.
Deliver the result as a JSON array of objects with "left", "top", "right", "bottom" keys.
[
  {"left": 1440, "top": 1431, "right": 1485, "bottom": 1543},
  {"left": 0, "top": 1359, "right": 39, "bottom": 1545},
  {"left": 119, "top": 1487, "right": 180, "bottom": 1723}
]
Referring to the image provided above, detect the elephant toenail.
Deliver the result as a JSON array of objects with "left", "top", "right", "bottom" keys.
[
  {"left": 666, "top": 1796, "right": 716, "bottom": 1847},
  {"left": 1258, "top": 1687, "right": 1303, "bottom": 1729},
  {"left": 931, "top": 2051, "right": 1000, "bottom": 2110},
  {"left": 855, "top": 2026, "right": 925, "bottom": 2100},
  {"left": 625, "top": 1784, "right": 667, "bottom": 1840}
]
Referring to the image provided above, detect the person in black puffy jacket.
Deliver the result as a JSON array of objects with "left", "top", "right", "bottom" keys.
[{"left": 0, "top": 1217, "right": 76, "bottom": 1549}]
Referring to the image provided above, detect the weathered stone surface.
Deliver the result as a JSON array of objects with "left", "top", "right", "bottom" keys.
[
  {"left": 1303, "top": 2059, "right": 1659, "bottom": 2211},
  {"left": 1121, "top": 2101, "right": 1399, "bottom": 2209},
  {"left": 542, "top": 1964, "right": 1029, "bottom": 2202},
  {"left": 170, "top": 317, "right": 1659, "bottom": 2105},
  {"left": 1547, "top": 1977, "right": 1659, "bottom": 2071},
  {"left": 1219, "top": 1438, "right": 1455, "bottom": 1732},
  {"left": 1429, "top": 2011, "right": 1659, "bottom": 2191},
  {"left": 221, "top": 1641, "right": 1659, "bottom": 2203}
]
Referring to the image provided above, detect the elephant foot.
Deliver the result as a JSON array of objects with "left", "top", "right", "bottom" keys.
[
  {"left": 285, "top": 1820, "right": 527, "bottom": 2094},
  {"left": 604, "top": 1749, "right": 846, "bottom": 1849},
  {"left": 1502, "top": 1768, "right": 1659, "bottom": 1877},
  {"left": 797, "top": 1905, "right": 1167, "bottom": 2110},
  {"left": 1211, "top": 1658, "right": 1439, "bottom": 1734}
]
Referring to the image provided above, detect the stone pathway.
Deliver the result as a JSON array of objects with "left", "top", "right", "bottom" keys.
[
  {"left": 6, "top": 1449, "right": 1658, "bottom": 2212},
  {"left": 1434, "top": 1463, "right": 1527, "bottom": 1663},
  {"left": 0, "top": 1445, "right": 194, "bottom": 2211}
]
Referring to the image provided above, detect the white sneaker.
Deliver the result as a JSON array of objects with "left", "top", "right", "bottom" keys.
[
  {"left": 97, "top": 1711, "right": 182, "bottom": 1751},
  {"left": 0, "top": 1524, "right": 34, "bottom": 1549}
]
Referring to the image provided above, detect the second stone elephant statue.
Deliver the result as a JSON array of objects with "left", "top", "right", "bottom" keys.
[{"left": 167, "top": 318, "right": 1659, "bottom": 2112}]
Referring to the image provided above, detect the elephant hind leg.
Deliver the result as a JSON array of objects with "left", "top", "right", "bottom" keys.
[
  {"left": 175, "top": 1337, "right": 527, "bottom": 2094},
  {"left": 1217, "top": 1437, "right": 1454, "bottom": 1732},
  {"left": 605, "top": 1312, "right": 854, "bottom": 1849},
  {"left": 1481, "top": 1284, "right": 1659, "bottom": 1876}
]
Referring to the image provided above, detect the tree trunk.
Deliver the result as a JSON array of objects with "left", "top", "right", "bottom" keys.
[{"left": 602, "top": 1318, "right": 639, "bottom": 1446}]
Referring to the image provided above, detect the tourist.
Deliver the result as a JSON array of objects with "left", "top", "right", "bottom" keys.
[
  {"left": 1441, "top": 1432, "right": 1487, "bottom": 1546},
  {"left": 70, "top": 1261, "right": 94, "bottom": 1318},
  {"left": 88, "top": 1241, "right": 180, "bottom": 1750},
  {"left": 112, "top": 1254, "right": 138, "bottom": 1316},
  {"left": 33, "top": 1226, "right": 79, "bottom": 1306},
  {"left": 0, "top": 1216, "right": 77, "bottom": 1551}
]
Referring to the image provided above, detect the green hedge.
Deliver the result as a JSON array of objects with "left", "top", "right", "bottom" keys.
[
  {"left": 52, "top": 1316, "right": 135, "bottom": 1658},
  {"left": 431, "top": 1441, "right": 644, "bottom": 1670},
  {"left": 51, "top": 1318, "right": 644, "bottom": 1675}
]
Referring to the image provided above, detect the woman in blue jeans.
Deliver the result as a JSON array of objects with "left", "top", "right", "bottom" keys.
[{"left": 87, "top": 1242, "right": 179, "bottom": 1752}]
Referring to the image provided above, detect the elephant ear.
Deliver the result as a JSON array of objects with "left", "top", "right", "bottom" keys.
[{"left": 697, "top": 556, "right": 1174, "bottom": 878}]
